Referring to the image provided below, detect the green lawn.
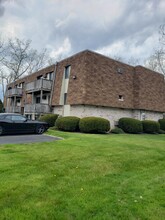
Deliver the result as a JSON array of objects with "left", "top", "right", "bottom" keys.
[{"left": 0, "top": 131, "right": 165, "bottom": 220}]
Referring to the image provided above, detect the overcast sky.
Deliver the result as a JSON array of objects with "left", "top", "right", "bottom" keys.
[{"left": 0, "top": 0, "right": 165, "bottom": 65}]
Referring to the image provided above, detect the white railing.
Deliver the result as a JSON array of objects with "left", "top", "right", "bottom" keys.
[
  {"left": 24, "top": 104, "right": 50, "bottom": 113},
  {"left": 5, "top": 106, "right": 21, "bottom": 113},
  {"left": 26, "top": 79, "right": 52, "bottom": 92},
  {"left": 6, "top": 88, "right": 23, "bottom": 97}
]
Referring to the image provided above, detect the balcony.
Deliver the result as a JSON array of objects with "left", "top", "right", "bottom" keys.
[
  {"left": 26, "top": 79, "right": 52, "bottom": 93},
  {"left": 6, "top": 88, "right": 23, "bottom": 97},
  {"left": 5, "top": 106, "right": 21, "bottom": 113},
  {"left": 24, "top": 104, "right": 50, "bottom": 113}
]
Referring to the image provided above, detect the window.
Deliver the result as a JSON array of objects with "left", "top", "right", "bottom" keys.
[
  {"left": 65, "top": 65, "right": 71, "bottom": 79},
  {"left": 36, "top": 97, "right": 41, "bottom": 103},
  {"left": 12, "top": 115, "right": 26, "bottom": 121},
  {"left": 18, "top": 82, "right": 24, "bottom": 88},
  {"left": 42, "top": 95, "right": 47, "bottom": 100},
  {"left": 64, "top": 93, "right": 67, "bottom": 105},
  {"left": 37, "top": 75, "right": 43, "bottom": 80},
  {"left": 0, "top": 115, "right": 5, "bottom": 120},
  {"left": 17, "top": 83, "right": 22, "bottom": 88},
  {"left": 118, "top": 95, "right": 124, "bottom": 101},
  {"left": 47, "top": 72, "right": 53, "bottom": 80},
  {"left": 6, "top": 115, "right": 26, "bottom": 121},
  {"left": 16, "top": 99, "right": 21, "bottom": 106}
]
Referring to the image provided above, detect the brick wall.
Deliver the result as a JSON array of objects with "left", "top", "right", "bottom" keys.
[
  {"left": 51, "top": 51, "right": 88, "bottom": 105},
  {"left": 70, "top": 105, "right": 163, "bottom": 128},
  {"left": 134, "top": 66, "right": 165, "bottom": 112},
  {"left": 83, "top": 51, "right": 135, "bottom": 109},
  {"left": 4, "top": 50, "right": 165, "bottom": 113}
]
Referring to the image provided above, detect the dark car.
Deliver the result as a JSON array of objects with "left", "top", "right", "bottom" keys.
[{"left": 0, "top": 113, "right": 49, "bottom": 135}]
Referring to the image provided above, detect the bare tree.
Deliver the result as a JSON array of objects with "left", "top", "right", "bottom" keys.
[
  {"left": 27, "top": 48, "right": 52, "bottom": 74},
  {"left": 111, "top": 54, "right": 140, "bottom": 66},
  {"left": 145, "top": 48, "right": 165, "bottom": 76},
  {"left": 2, "top": 38, "right": 47, "bottom": 82},
  {"left": 0, "top": 37, "right": 53, "bottom": 98},
  {"left": 0, "top": 36, "right": 5, "bottom": 62},
  {"left": 0, "top": 36, "right": 6, "bottom": 98},
  {"left": 159, "top": 24, "right": 165, "bottom": 45},
  {"left": 0, "top": 70, "right": 6, "bottom": 98},
  {"left": 113, "top": 54, "right": 124, "bottom": 62},
  {"left": 145, "top": 24, "right": 165, "bottom": 77}
]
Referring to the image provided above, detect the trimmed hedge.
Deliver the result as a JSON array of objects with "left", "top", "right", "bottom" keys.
[
  {"left": 158, "top": 129, "right": 165, "bottom": 134},
  {"left": 111, "top": 128, "right": 124, "bottom": 134},
  {"left": 55, "top": 116, "right": 80, "bottom": 132},
  {"left": 79, "top": 117, "right": 110, "bottom": 133},
  {"left": 118, "top": 118, "right": 143, "bottom": 134},
  {"left": 142, "top": 120, "right": 160, "bottom": 134},
  {"left": 158, "top": 119, "right": 165, "bottom": 131},
  {"left": 39, "top": 114, "right": 58, "bottom": 127}
]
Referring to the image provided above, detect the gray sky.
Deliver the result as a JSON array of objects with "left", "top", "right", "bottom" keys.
[
  {"left": 0, "top": 0, "right": 165, "bottom": 63},
  {"left": 0, "top": 0, "right": 165, "bottom": 100}
]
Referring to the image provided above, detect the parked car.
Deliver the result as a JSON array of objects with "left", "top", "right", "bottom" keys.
[{"left": 0, "top": 113, "right": 49, "bottom": 135}]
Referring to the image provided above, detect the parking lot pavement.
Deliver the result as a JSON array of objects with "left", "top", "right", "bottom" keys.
[{"left": 0, "top": 134, "right": 62, "bottom": 145}]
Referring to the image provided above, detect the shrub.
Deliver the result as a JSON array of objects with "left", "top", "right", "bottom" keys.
[
  {"left": 158, "top": 129, "right": 165, "bottom": 134},
  {"left": 79, "top": 117, "right": 110, "bottom": 133},
  {"left": 39, "top": 114, "right": 58, "bottom": 127},
  {"left": 118, "top": 118, "right": 143, "bottom": 134},
  {"left": 158, "top": 119, "right": 165, "bottom": 131},
  {"left": 111, "top": 128, "right": 124, "bottom": 134},
  {"left": 48, "top": 126, "right": 57, "bottom": 130},
  {"left": 142, "top": 120, "right": 160, "bottom": 134},
  {"left": 55, "top": 116, "right": 80, "bottom": 132}
]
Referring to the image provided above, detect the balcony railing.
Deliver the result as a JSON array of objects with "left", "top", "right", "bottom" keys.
[
  {"left": 24, "top": 104, "right": 50, "bottom": 113},
  {"left": 26, "top": 79, "right": 52, "bottom": 92},
  {"left": 5, "top": 106, "right": 21, "bottom": 113},
  {"left": 6, "top": 88, "right": 23, "bottom": 97}
]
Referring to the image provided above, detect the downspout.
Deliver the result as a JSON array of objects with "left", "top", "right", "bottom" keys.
[{"left": 49, "top": 62, "right": 58, "bottom": 113}]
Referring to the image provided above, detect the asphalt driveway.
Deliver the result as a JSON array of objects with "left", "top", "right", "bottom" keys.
[{"left": 0, "top": 134, "right": 62, "bottom": 145}]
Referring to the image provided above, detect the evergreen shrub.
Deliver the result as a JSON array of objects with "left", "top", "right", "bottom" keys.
[
  {"left": 118, "top": 117, "right": 143, "bottom": 134},
  {"left": 55, "top": 116, "right": 80, "bottom": 132},
  {"left": 158, "top": 129, "right": 165, "bottom": 134},
  {"left": 158, "top": 119, "right": 165, "bottom": 131},
  {"left": 79, "top": 117, "right": 110, "bottom": 133},
  {"left": 39, "top": 114, "right": 58, "bottom": 127},
  {"left": 111, "top": 128, "right": 124, "bottom": 134},
  {"left": 142, "top": 120, "right": 160, "bottom": 134}
]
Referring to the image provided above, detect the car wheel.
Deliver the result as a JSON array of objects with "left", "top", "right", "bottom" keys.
[
  {"left": 0, "top": 126, "right": 4, "bottom": 135},
  {"left": 36, "top": 125, "right": 45, "bottom": 134}
]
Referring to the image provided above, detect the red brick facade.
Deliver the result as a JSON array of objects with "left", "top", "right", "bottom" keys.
[{"left": 5, "top": 50, "right": 165, "bottom": 113}]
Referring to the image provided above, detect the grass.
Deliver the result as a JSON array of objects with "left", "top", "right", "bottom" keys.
[{"left": 0, "top": 130, "right": 165, "bottom": 220}]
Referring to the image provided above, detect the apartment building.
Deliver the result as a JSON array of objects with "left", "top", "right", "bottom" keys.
[
  {"left": 4, "top": 50, "right": 165, "bottom": 127},
  {"left": 5, "top": 65, "right": 55, "bottom": 119}
]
